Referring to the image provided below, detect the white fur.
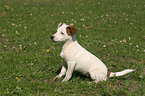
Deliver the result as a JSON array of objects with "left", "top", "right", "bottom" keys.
[{"left": 52, "top": 23, "right": 134, "bottom": 83}]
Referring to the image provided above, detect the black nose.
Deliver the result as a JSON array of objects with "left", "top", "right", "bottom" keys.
[{"left": 51, "top": 36, "right": 54, "bottom": 40}]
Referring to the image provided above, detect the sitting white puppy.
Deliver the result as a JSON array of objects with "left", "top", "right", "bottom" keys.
[{"left": 51, "top": 23, "right": 134, "bottom": 83}]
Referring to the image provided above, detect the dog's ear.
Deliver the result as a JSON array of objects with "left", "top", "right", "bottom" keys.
[
  {"left": 66, "top": 26, "right": 77, "bottom": 36},
  {"left": 58, "top": 23, "right": 66, "bottom": 28}
]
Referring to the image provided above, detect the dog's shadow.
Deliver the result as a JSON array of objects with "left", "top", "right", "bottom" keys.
[{"left": 55, "top": 67, "right": 92, "bottom": 82}]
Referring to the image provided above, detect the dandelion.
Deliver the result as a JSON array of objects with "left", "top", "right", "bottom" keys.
[
  {"left": 16, "top": 77, "right": 19, "bottom": 80},
  {"left": 2, "top": 92, "right": 7, "bottom": 94},
  {"left": 46, "top": 50, "right": 50, "bottom": 52}
]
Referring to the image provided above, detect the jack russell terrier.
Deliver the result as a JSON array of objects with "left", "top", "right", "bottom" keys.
[{"left": 51, "top": 23, "right": 134, "bottom": 83}]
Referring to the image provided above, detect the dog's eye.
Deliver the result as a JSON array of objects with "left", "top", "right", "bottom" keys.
[{"left": 61, "top": 32, "right": 64, "bottom": 35}]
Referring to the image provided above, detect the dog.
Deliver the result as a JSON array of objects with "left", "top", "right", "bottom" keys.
[{"left": 51, "top": 23, "right": 134, "bottom": 83}]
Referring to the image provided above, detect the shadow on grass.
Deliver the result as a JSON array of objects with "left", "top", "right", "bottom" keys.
[{"left": 54, "top": 67, "right": 92, "bottom": 82}]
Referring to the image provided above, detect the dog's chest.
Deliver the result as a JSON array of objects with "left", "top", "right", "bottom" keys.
[
  {"left": 60, "top": 51, "right": 64, "bottom": 58},
  {"left": 60, "top": 49, "right": 71, "bottom": 59},
  {"left": 60, "top": 47, "right": 77, "bottom": 60}
]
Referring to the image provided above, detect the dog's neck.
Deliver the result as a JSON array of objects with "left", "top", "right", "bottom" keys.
[{"left": 62, "top": 35, "right": 77, "bottom": 50}]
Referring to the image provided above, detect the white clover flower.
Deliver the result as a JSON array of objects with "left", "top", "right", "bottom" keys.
[
  {"left": 103, "top": 45, "right": 106, "bottom": 47},
  {"left": 129, "top": 37, "right": 131, "bottom": 40}
]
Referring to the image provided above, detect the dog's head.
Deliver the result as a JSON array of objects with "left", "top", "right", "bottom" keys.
[{"left": 51, "top": 23, "right": 77, "bottom": 42}]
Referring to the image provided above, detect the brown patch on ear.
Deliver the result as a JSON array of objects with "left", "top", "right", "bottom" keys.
[
  {"left": 66, "top": 26, "right": 77, "bottom": 36},
  {"left": 107, "top": 71, "right": 110, "bottom": 77}
]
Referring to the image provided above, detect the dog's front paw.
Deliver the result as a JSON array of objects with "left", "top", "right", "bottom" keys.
[
  {"left": 62, "top": 77, "right": 69, "bottom": 82},
  {"left": 53, "top": 75, "right": 63, "bottom": 82},
  {"left": 62, "top": 79, "right": 67, "bottom": 82}
]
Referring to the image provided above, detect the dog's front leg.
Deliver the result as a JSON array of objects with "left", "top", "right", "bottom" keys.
[
  {"left": 62, "top": 62, "right": 75, "bottom": 82},
  {"left": 53, "top": 60, "right": 67, "bottom": 80}
]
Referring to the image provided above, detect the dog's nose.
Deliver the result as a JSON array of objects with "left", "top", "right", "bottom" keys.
[{"left": 51, "top": 36, "right": 54, "bottom": 40}]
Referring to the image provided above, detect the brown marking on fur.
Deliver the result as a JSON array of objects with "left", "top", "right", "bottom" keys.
[
  {"left": 107, "top": 71, "right": 110, "bottom": 77},
  {"left": 66, "top": 26, "right": 77, "bottom": 36}
]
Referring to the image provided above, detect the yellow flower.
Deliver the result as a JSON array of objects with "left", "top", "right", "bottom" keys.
[
  {"left": 109, "top": 84, "right": 111, "bottom": 87},
  {"left": 2, "top": 92, "right": 7, "bottom": 94},
  {"left": 46, "top": 50, "right": 50, "bottom": 52},
  {"left": 16, "top": 77, "right": 19, "bottom": 80},
  {"left": 0, "top": 27, "right": 1, "bottom": 29}
]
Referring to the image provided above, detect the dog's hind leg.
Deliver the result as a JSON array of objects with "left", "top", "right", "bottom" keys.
[{"left": 89, "top": 71, "right": 107, "bottom": 83}]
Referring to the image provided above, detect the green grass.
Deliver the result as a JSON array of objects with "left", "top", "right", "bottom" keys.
[{"left": 0, "top": 0, "right": 145, "bottom": 95}]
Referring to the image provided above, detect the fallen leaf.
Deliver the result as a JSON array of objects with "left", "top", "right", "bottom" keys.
[
  {"left": 70, "top": 23, "right": 74, "bottom": 26},
  {"left": 11, "top": 23, "right": 15, "bottom": 26},
  {"left": 31, "top": 63, "right": 34, "bottom": 66},
  {"left": 1, "top": 34, "right": 6, "bottom": 37},
  {"left": 123, "top": 39, "right": 127, "bottom": 43},
  {"left": 15, "top": 31, "right": 20, "bottom": 34}
]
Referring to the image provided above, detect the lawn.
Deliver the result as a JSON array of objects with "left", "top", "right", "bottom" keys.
[{"left": 0, "top": 0, "right": 145, "bottom": 95}]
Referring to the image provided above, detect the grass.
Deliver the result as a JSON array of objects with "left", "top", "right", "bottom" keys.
[{"left": 0, "top": 0, "right": 145, "bottom": 95}]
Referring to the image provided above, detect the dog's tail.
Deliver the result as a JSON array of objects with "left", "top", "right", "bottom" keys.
[{"left": 108, "top": 69, "right": 135, "bottom": 78}]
